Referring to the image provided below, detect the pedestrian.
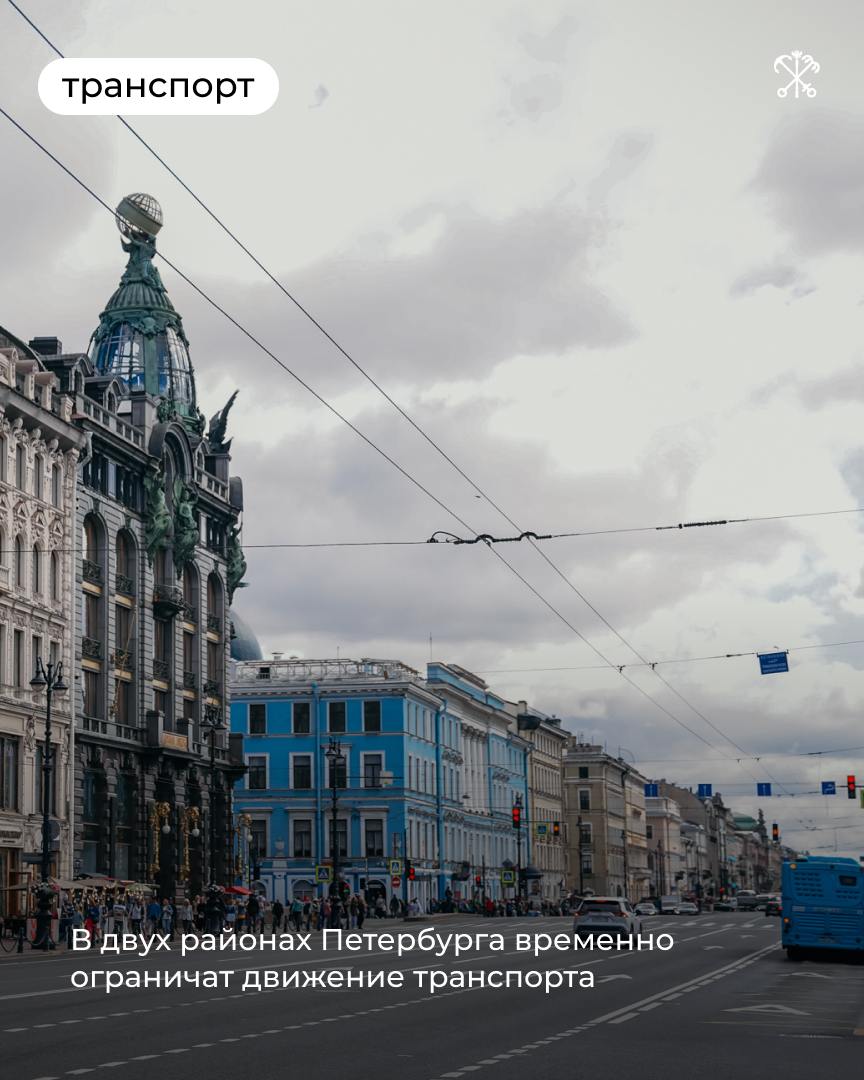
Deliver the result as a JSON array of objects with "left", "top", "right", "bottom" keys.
[
  {"left": 128, "top": 897, "right": 142, "bottom": 935},
  {"left": 246, "top": 893, "right": 260, "bottom": 933},
  {"left": 178, "top": 899, "right": 194, "bottom": 932},
  {"left": 389, "top": 894, "right": 399, "bottom": 918},
  {"left": 375, "top": 896, "right": 386, "bottom": 919},
  {"left": 271, "top": 898, "right": 284, "bottom": 931},
  {"left": 290, "top": 895, "right": 303, "bottom": 931},
  {"left": 161, "top": 898, "right": 174, "bottom": 939},
  {"left": 146, "top": 896, "right": 162, "bottom": 938}
]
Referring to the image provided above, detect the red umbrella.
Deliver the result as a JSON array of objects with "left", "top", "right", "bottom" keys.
[{"left": 224, "top": 886, "right": 252, "bottom": 895}]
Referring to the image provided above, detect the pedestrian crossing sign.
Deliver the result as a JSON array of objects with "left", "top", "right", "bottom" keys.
[
  {"left": 535, "top": 823, "right": 549, "bottom": 836},
  {"left": 388, "top": 858, "right": 404, "bottom": 875},
  {"left": 315, "top": 864, "right": 332, "bottom": 884},
  {"left": 500, "top": 869, "right": 516, "bottom": 886}
]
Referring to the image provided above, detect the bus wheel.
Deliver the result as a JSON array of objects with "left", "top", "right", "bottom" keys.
[{"left": 785, "top": 947, "right": 803, "bottom": 962}]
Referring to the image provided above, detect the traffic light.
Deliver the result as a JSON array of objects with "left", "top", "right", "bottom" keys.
[
  {"left": 407, "top": 861, "right": 416, "bottom": 881},
  {"left": 474, "top": 874, "right": 482, "bottom": 886},
  {"left": 511, "top": 804, "right": 522, "bottom": 829},
  {"left": 552, "top": 821, "right": 560, "bottom": 837},
  {"left": 771, "top": 823, "right": 779, "bottom": 843},
  {"left": 848, "top": 775, "right": 857, "bottom": 800}
]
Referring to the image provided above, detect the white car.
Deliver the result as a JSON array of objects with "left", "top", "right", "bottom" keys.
[
  {"left": 635, "top": 902, "right": 658, "bottom": 916},
  {"left": 673, "top": 902, "right": 699, "bottom": 915},
  {"left": 573, "top": 897, "right": 644, "bottom": 941}
]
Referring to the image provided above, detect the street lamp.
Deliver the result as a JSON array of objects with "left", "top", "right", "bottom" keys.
[
  {"left": 324, "top": 738, "right": 346, "bottom": 902},
  {"left": 202, "top": 707, "right": 226, "bottom": 885},
  {"left": 30, "top": 656, "right": 68, "bottom": 950},
  {"left": 513, "top": 792, "right": 523, "bottom": 901}
]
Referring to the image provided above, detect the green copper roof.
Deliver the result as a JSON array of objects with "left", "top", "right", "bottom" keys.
[{"left": 90, "top": 226, "right": 197, "bottom": 415}]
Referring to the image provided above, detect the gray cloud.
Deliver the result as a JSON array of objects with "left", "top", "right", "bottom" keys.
[
  {"left": 729, "top": 262, "right": 814, "bottom": 299},
  {"left": 754, "top": 112, "right": 864, "bottom": 255}
]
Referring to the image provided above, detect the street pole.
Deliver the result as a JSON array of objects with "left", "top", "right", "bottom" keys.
[
  {"left": 577, "top": 814, "right": 584, "bottom": 896},
  {"left": 30, "top": 657, "right": 68, "bottom": 950},
  {"left": 325, "top": 738, "right": 344, "bottom": 906},
  {"left": 203, "top": 708, "right": 225, "bottom": 886}
]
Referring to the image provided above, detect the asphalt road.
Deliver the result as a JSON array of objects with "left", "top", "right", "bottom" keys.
[{"left": 1, "top": 912, "right": 862, "bottom": 1080}]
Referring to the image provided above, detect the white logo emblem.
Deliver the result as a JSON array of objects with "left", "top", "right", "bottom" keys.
[{"left": 774, "top": 51, "right": 819, "bottom": 98}]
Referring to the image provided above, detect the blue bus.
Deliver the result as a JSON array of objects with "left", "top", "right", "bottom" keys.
[{"left": 782, "top": 855, "right": 864, "bottom": 959}]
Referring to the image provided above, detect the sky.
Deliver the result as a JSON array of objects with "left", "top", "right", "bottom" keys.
[{"left": 2, "top": 1, "right": 864, "bottom": 854}]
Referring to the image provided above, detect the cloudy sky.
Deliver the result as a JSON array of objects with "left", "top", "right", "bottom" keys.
[{"left": 3, "top": 1, "right": 864, "bottom": 853}]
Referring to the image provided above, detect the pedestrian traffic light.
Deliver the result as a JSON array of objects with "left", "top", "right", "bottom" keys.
[
  {"left": 474, "top": 874, "right": 482, "bottom": 886},
  {"left": 407, "top": 861, "right": 416, "bottom": 881},
  {"left": 552, "top": 821, "right": 560, "bottom": 837},
  {"left": 512, "top": 804, "right": 521, "bottom": 829},
  {"left": 848, "top": 775, "right": 857, "bottom": 800},
  {"left": 771, "top": 822, "right": 779, "bottom": 843}
]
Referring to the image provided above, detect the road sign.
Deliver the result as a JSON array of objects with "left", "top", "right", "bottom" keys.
[
  {"left": 314, "top": 864, "right": 332, "bottom": 884},
  {"left": 758, "top": 652, "right": 789, "bottom": 675},
  {"left": 535, "top": 823, "right": 549, "bottom": 836},
  {"left": 500, "top": 869, "right": 516, "bottom": 886},
  {"left": 821, "top": 781, "right": 836, "bottom": 795},
  {"left": 757, "top": 783, "right": 772, "bottom": 797},
  {"left": 698, "top": 784, "right": 713, "bottom": 798},
  {"left": 644, "top": 783, "right": 659, "bottom": 798},
  {"left": 391, "top": 876, "right": 401, "bottom": 888},
  {"left": 388, "top": 858, "right": 403, "bottom": 875}
]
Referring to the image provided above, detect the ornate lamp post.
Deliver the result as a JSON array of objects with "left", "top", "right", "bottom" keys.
[
  {"left": 202, "top": 707, "right": 226, "bottom": 885},
  {"left": 29, "top": 657, "right": 68, "bottom": 949},
  {"left": 324, "top": 739, "right": 345, "bottom": 898}
]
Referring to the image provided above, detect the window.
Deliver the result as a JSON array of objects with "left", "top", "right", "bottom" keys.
[
  {"left": 364, "top": 818, "right": 384, "bottom": 857},
  {"left": 363, "top": 753, "right": 383, "bottom": 788},
  {"left": 579, "top": 822, "right": 592, "bottom": 845},
  {"left": 0, "top": 735, "right": 18, "bottom": 810},
  {"left": 363, "top": 700, "right": 381, "bottom": 732},
  {"left": 249, "top": 819, "right": 267, "bottom": 861},
  {"left": 31, "top": 545, "right": 41, "bottom": 595},
  {"left": 579, "top": 789, "right": 591, "bottom": 811},
  {"left": 328, "top": 701, "right": 346, "bottom": 732},
  {"left": 292, "top": 755, "right": 312, "bottom": 789},
  {"left": 115, "top": 605, "right": 133, "bottom": 654},
  {"left": 578, "top": 766, "right": 589, "bottom": 779},
  {"left": 32, "top": 635, "right": 42, "bottom": 673},
  {"left": 34, "top": 455, "right": 43, "bottom": 500},
  {"left": 15, "top": 444, "right": 25, "bottom": 490},
  {"left": 332, "top": 819, "right": 348, "bottom": 858},
  {"left": 292, "top": 701, "right": 310, "bottom": 734},
  {"left": 646, "top": 825, "right": 654, "bottom": 840},
  {"left": 34, "top": 745, "right": 57, "bottom": 815},
  {"left": 50, "top": 551, "right": 59, "bottom": 600},
  {"left": 153, "top": 688, "right": 167, "bottom": 718},
  {"left": 0, "top": 436, "right": 6, "bottom": 482},
  {"left": 249, "top": 703, "right": 266, "bottom": 735},
  {"left": 581, "top": 853, "right": 593, "bottom": 875},
  {"left": 114, "top": 679, "right": 133, "bottom": 725},
  {"left": 328, "top": 755, "right": 347, "bottom": 789},
  {"left": 51, "top": 464, "right": 61, "bottom": 507},
  {"left": 247, "top": 756, "right": 267, "bottom": 790},
  {"left": 13, "top": 536, "right": 23, "bottom": 589},
  {"left": 83, "top": 669, "right": 101, "bottom": 717},
  {"left": 13, "top": 630, "right": 23, "bottom": 688},
  {"left": 293, "top": 819, "right": 312, "bottom": 858}
]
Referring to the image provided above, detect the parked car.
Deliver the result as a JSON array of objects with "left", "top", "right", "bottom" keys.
[
  {"left": 713, "top": 897, "right": 738, "bottom": 912},
  {"left": 735, "top": 890, "right": 759, "bottom": 911},
  {"left": 572, "top": 897, "right": 643, "bottom": 941},
  {"left": 635, "top": 902, "right": 658, "bottom": 916},
  {"left": 673, "top": 902, "right": 700, "bottom": 915},
  {"left": 754, "top": 894, "right": 776, "bottom": 911},
  {"left": 764, "top": 897, "right": 782, "bottom": 917}
]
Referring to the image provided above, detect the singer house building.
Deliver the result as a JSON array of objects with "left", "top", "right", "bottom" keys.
[{"left": 31, "top": 193, "right": 248, "bottom": 898}]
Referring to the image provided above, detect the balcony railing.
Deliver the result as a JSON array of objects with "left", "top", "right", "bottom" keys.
[
  {"left": 83, "top": 559, "right": 103, "bottom": 585},
  {"left": 82, "top": 636, "right": 103, "bottom": 661},
  {"left": 152, "top": 658, "right": 171, "bottom": 681},
  {"left": 115, "top": 572, "right": 135, "bottom": 597},
  {"left": 153, "top": 583, "right": 184, "bottom": 619},
  {"left": 111, "top": 648, "right": 133, "bottom": 672},
  {"left": 183, "top": 669, "right": 197, "bottom": 691},
  {"left": 203, "top": 678, "right": 222, "bottom": 699},
  {"left": 206, "top": 613, "right": 222, "bottom": 635},
  {"left": 182, "top": 603, "right": 197, "bottom": 624},
  {"left": 0, "top": 565, "right": 9, "bottom": 592}
]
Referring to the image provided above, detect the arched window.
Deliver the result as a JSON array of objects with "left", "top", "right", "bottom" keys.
[
  {"left": 0, "top": 527, "right": 6, "bottom": 568},
  {"left": 34, "top": 454, "right": 43, "bottom": 501},
  {"left": 14, "top": 535, "right": 24, "bottom": 589},
  {"left": 51, "top": 464, "right": 61, "bottom": 507},
  {"left": 50, "top": 550, "right": 60, "bottom": 601},
  {"left": 182, "top": 564, "right": 198, "bottom": 618},
  {"left": 15, "top": 444, "right": 25, "bottom": 490},
  {"left": 206, "top": 573, "right": 223, "bottom": 632},
  {"left": 32, "top": 543, "right": 41, "bottom": 595},
  {"left": 115, "top": 530, "right": 136, "bottom": 597},
  {"left": 0, "top": 436, "right": 6, "bottom": 482},
  {"left": 82, "top": 514, "right": 105, "bottom": 586}
]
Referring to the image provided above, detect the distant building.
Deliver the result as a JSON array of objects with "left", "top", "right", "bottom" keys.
[
  {"left": 563, "top": 742, "right": 650, "bottom": 899},
  {"left": 645, "top": 795, "right": 683, "bottom": 898},
  {"left": 0, "top": 328, "right": 85, "bottom": 914},
  {"left": 506, "top": 700, "right": 567, "bottom": 899}
]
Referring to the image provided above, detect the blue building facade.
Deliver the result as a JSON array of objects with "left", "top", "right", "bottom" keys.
[{"left": 230, "top": 657, "right": 532, "bottom": 907}]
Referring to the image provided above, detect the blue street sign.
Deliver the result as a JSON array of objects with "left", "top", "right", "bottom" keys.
[
  {"left": 821, "top": 781, "right": 836, "bottom": 795},
  {"left": 757, "top": 782, "right": 772, "bottom": 797},
  {"left": 644, "top": 783, "right": 659, "bottom": 798},
  {"left": 698, "top": 783, "right": 713, "bottom": 798},
  {"left": 758, "top": 652, "right": 789, "bottom": 675}
]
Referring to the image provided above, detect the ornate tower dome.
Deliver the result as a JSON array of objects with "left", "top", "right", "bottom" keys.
[{"left": 89, "top": 193, "right": 197, "bottom": 417}]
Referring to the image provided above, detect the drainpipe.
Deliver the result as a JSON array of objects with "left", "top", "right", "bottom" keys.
[{"left": 434, "top": 704, "right": 445, "bottom": 901}]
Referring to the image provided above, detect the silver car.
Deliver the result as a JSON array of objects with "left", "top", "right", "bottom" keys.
[{"left": 572, "top": 897, "right": 644, "bottom": 942}]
